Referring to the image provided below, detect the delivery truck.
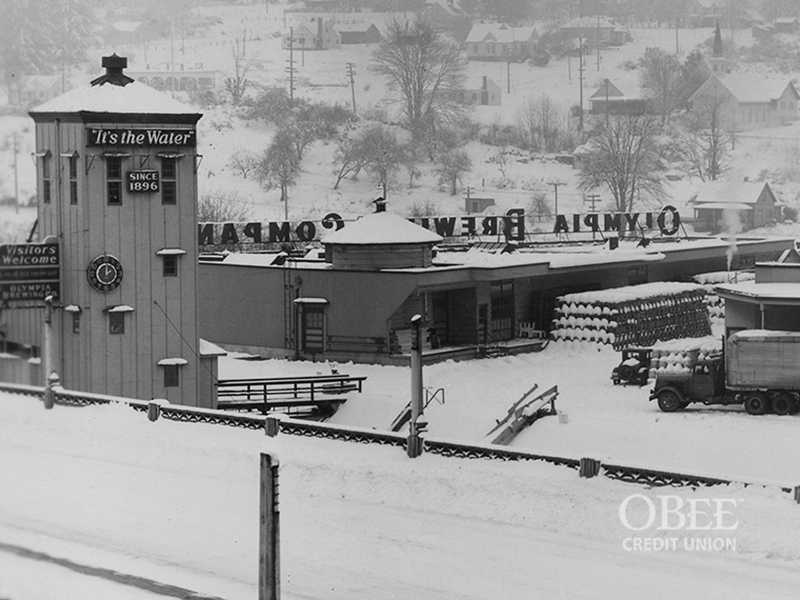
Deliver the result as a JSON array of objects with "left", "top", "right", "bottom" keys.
[{"left": 650, "top": 330, "right": 800, "bottom": 415}]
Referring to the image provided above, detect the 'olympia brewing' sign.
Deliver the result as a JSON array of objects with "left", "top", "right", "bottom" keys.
[{"left": 197, "top": 206, "right": 680, "bottom": 247}]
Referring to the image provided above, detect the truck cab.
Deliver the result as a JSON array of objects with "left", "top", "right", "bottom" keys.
[{"left": 650, "top": 356, "right": 726, "bottom": 412}]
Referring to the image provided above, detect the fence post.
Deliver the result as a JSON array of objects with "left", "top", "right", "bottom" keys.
[
  {"left": 265, "top": 415, "right": 281, "bottom": 437},
  {"left": 147, "top": 400, "right": 162, "bottom": 422},
  {"left": 259, "top": 453, "right": 280, "bottom": 600},
  {"left": 43, "top": 371, "right": 59, "bottom": 410},
  {"left": 793, "top": 485, "right": 800, "bottom": 504},
  {"left": 579, "top": 457, "right": 601, "bottom": 478}
]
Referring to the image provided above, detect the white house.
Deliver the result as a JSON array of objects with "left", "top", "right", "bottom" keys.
[{"left": 465, "top": 24, "right": 538, "bottom": 62}]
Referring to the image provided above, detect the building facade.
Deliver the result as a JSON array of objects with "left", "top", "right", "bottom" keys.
[{"left": 3, "top": 55, "right": 218, "bottom": 406}]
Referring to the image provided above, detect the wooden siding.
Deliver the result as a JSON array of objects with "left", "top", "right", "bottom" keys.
[{"left": 32, "top": 118, "right": 202, "bottom": 405}]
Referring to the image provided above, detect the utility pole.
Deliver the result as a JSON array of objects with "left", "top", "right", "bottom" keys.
[
  {"left": 578, "top": 38, "right": 585, "bottom": 131},
  {"left": 548, "top": 181, "right": 564, "bottom": 215},
  {"left": 12, "top": 133, "right": 19, "bottom": 214},
  {"left": 290, "top": 27, "right": 295, "bottom": 92},
  {"left": 507, "top": 61, "right": 511, "bottom": 94},
  {"left": 584, "top": 193, "right": 601, "bottom": 240},
  {"left": 346, "top": 62, "right": 356, "bottom": 115},
  {"left": 675, "top": 17, "right": 680, "bottom": 54},
  {"left": 596, "top": 16, "right": 601, "bottom": 71}
]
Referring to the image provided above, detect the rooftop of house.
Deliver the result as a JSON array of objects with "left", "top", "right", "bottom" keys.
[
  {"left": 692, "top": 180, "right": 773, "bottom": 207},
  {"left": 321, "top": 211, "right": 444, "bottom": 246},
  {"left": 465, "top": 24, "right": 538, "bottom": 44}
]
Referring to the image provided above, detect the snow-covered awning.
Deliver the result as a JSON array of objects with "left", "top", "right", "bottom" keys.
[
  {"left": 156, "top": 248, "right": 187, "bottom": 256},
  {"left": 157, "top": 357, "right": 189, "bottom": 366},
  {"left": 103, "top": 304, "right": 134, "bottom": 313},
  {"left": 63, "top": 304, "right": 82, "bottom": 313},
  {"left": 156, "top": 152, "right": 186, "bottom": 159},
  {"left": 293, "top": 297, "right": 329, "bottom": 304},
  {"left": 199, "top": 338, "right": 227, "bottom": 357}
]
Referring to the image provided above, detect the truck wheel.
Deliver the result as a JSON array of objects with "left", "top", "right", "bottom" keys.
[
  {"left": 744, "top": 392, "right": 768, "bottom": 415},
  {"left": 770, "top": 392, "right": 794, "bottom": 416},
  {"left": 656, "top": 389, "right": 683, "bottom": 413}
]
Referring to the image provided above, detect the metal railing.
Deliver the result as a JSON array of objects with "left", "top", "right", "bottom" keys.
[{"left": 0, "top": 382, "right": 792, "bottom": 494}]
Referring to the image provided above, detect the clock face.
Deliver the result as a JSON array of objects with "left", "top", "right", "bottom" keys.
[{"left": 87, "top": 255, "right": 123, "bottom": 292}]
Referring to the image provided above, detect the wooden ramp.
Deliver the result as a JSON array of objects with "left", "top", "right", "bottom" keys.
[{"left": 485, "top": 385, "right": 558, "bottom": 446}]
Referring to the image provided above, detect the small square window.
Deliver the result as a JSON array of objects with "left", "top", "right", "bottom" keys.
[
  {"left": 164, "top": 365, "right": 179, "bottom": 387},
  {"left": 109, "top": 312, "right": 125, "bottom": 335},
  {"left": 163, "top": 255, "right": 178, "bottom": 276},
  {"left": 161, "top": 180, "right": 177, "bottom": 205}
]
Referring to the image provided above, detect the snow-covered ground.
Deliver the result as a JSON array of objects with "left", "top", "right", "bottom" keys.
[{"left": 3, "top": 383, "right": 800, "bottom": 600}]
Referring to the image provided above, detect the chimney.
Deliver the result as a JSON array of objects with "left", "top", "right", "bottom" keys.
[{"left": 90, "top": 54, "right": 134, "bottom": 87}]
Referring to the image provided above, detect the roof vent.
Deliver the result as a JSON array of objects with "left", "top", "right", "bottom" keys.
[{"left": 90, "top": 54, "right": 134, "bottom": 87}]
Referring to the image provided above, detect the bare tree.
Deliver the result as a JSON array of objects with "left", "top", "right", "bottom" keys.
[
  {"left": 332, "top": 134, "right": 368, "bottom": 189},
  {"left": 360, "top": 125, "right": 405, "bottom": 192},
  {"left": 640, "top": 48, "right": 683, "bottom": 126},
  {"left": 434, "top": 150, "right": 472, "bottom": 196},
  {"left": 371, "top": 17, "right": 468, "bottom": 134},
  {"left": 227, "top": 148, "right": 257, "bottom": 179},
  {"left": 515, "top": 95, "right": 564, "bottom": 152},
  {"left": 255, "top": 129, "right": 301, "bottom": 211},
  {"left": 198, "top": 189, "right": 253, "bottom": 222},
  {"left": 528, "top": 191, "right": 552, "bottom": 222},
  {"left": 225, "top": 33, "right": 255, "bottom": 105},
  {"left": 681, "top": 93, "right": 731, "bottom": 181},
  {"left": 578, "top": 114, "right": 665, "bottom": 213},
  {"left": 489, "top": 149, "right": 509, "bottom": 184}
]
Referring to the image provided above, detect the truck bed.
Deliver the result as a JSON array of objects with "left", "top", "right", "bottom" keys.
[{"left": 726, "top": 330, "right": 800, "bottom": 390}]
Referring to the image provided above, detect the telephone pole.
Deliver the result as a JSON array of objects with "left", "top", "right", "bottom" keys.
[
  {"left": 346, "top": 62, "right": 356, "bottom": 115},
  {"left": 548, "top": 181, "right": 564, "bottom": 215},
  {"left": 578, "top": 38, "right": 585, "bottom": 131},
  {"left": 596, "top": 16, "right": 601, "bottom": 71},
  {"left": 285, "top": 27, "right": 296, "bottom": 100},
  {"left": 12, "top": 133, "right": 19, "bottom": 214}
]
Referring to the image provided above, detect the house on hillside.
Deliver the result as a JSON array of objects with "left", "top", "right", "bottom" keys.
[
  {"left": 103, "top": 20, "right": 167, "bottom": 45},
  {"left": 691, "top": 180, "right": 780, "bottom": 232},
  {"left": 282, "top": 19, "right": 341, "bottom": 50},
  {"left": 688, "top": 73, "right": 799, "bottom": 132},
  {"left": 687, "top": 0, "right": 762, "bottom": 28},
  {"left": 9, "top": 75, "right": 69, "bottom": 108},
  {"left": 557, "top": 15, "right": 628, "bottom": 48},
  {"left": 465, "top": 24, "right": 538, "bottom": 61},
  {"left": 588, "top": 79, "right": 646, "bottom": 115},
  {"left": 459, "top": 75, "right": 502, "bottom": 105},
  {"left": 127, "top": 69, "right": 225, "bottom": 92},
  {"left": 335, "top": 23, "right": 381, "bottom": 44},
  {"left": 774, "top": 17, "right": 800, "bottom": 34},
  {"left": 422, "top": 0, "right": 471, "bottom": 36}
]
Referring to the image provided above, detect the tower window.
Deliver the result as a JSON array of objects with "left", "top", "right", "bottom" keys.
[
  {"left": 42, "top": 154, "right": 51, "bottom": 204},
  {"left": 161, "top": 156, "right": 177, "bottom": 204},
  {"left": 163, "top": 255, "right": 178, "bottom": 276},
  {"left": 107, "top": 156, "right": 122, "bottom": 205},
  {"left": 164, "top": 365, "right": 179, "bottom": 387},
  {"left": 72, "top": 312, "right": 81, "bottom": 334},
  {"left": 69, "top": 154, "right": 78, "bottom": 205},
  {"left": 109, "top": 312, "right": 125, "bottom": 334}
]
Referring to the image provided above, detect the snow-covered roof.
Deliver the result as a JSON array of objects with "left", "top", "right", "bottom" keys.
[
  {"left": 104, "top": 305, "right": 134, "bottom": 313},
  {"left": 560, "top": 16, "right": 621, "bottom": 30},
  {"left": 732, "top": 329, "right": 800, "bottom": 339},
  {"left": 718, "top": 75, "right": 798, "bottom": 103},
  {"left": 716, "top": 282, "right": 800, "bottom": 302},
  {"left": 694, "top": 202, "right": 753, "bottom": 211},
  {"left": 465, "top": 24, "right": 537, "bottom": 44},
  {"left": 692, "top": 180, "right": 771, "bottom": 206},
  {"left": 199, "top": 338, "right": 227, "bottom": 357},
  {"left": 321, "top": 212, "right": 443, "bottom": 245},
  {"left": 30, "top": 79, "right": 199, "bottom": 116},
  {"left": 111, "top": 21, "right": 144, "bottom": 33},
  {"left": 333, "top": 23, "right": 380, "bottom": 33},
  {"left": 156, "top": 248, "right": 188, "bottom": 256},
  {"left": 589, "top": 78, "right": 641, "bottom": 101},
  {"left": 157, "top": 357, "right": 189, "bottom": 366}
]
